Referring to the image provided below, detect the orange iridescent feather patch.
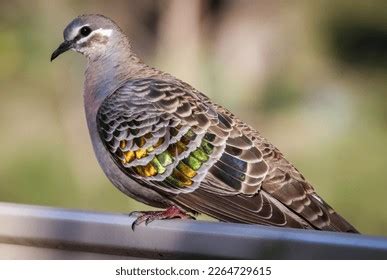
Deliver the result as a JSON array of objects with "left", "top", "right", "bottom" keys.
[
  {"left": 123, "top": 151, "right": 135, "bottom": 164},
  {"left": 134, "top": 162, "right": 158, "bottom": 177}
]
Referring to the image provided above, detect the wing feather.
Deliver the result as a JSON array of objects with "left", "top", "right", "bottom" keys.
[{"left": 97, "top": 78, "right": 358, "bottom": 233}]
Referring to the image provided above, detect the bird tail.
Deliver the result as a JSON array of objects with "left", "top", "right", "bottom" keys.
[{"left": 324, "top": 210, "right": 359, "bottom": 233}]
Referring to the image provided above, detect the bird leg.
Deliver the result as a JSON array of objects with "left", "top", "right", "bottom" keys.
[{"left": 130, "top": 205, "right": 195, "bottom": 230}]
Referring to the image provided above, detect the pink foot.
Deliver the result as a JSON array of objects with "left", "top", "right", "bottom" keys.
[{"left": 130, "top": 206, "right": 195, "bottom": 230}]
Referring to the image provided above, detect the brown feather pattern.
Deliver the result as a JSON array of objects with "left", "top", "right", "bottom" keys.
[{"left": 97, "top": 78, "right": 358, "bottom": 233}]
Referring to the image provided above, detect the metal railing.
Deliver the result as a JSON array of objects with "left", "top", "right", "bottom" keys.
[{"left": 0, "top": 202, "right": 386, "bottom": 259}]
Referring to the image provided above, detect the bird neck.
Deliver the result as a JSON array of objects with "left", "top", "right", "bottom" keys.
[{"left": 83, "top": 43, "right": 156, "bottom": 106}]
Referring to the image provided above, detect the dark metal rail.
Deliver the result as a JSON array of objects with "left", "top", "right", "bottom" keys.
[{"left": 0, "top": 202, "right": 386, "bottom": 259}]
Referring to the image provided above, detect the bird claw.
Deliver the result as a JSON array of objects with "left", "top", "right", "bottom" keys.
[{"left": 129, "top": 206, "right": 195, "bottom": 231}]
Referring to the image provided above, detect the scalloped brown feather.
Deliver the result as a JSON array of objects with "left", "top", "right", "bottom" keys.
[{"left": 97, "top": 78, "right": 358, "bottom": 233}]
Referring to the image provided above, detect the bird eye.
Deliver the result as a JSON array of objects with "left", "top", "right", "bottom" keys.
[{"left": 80, "top": 26, "right": 92, "bottom": 37}]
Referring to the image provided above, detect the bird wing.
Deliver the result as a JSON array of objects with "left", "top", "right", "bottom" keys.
[
  {"left": 97, "top": 78, "right": 357, "bottom": 232},
  {"left": 98, "top": 78, "right": 267, "bottom": 194}
]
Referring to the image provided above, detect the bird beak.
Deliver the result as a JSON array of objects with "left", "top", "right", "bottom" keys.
[{"left": 50, "top": 40, "right": 73, "bottom": 61}]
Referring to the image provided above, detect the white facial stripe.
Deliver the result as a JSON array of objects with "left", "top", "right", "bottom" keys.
[
  {"left": 77, "top": 28, "right": 113, "bottom": 44},
  {"left": 94, "top": 28, "right": 113, "bottom": 37}
]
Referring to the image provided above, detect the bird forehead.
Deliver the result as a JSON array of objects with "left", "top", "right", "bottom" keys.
[
  {"left": 63, "top": 18, "right": 114, "bottom": 44},
  {"left": 63, "top": 14, "right": 119, "bottom": 41},
  {"left": 63, "top": 20, "right": 85, "bottom": 41}
]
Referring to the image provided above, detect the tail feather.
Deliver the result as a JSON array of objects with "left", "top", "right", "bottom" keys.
[{"left": 324, "top": 210, "right": 359, "bottom": 233}]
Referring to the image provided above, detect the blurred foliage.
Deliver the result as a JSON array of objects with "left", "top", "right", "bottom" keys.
[{"left": 0, "top": 0, "right": 386, "bottom": 236}]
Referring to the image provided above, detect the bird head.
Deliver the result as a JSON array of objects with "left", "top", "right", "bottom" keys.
[{"left": 51, "top": 14, "right": 124, "bottom": 61}]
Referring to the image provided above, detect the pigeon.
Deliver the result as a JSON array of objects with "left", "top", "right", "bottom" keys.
[{"left": 51, "top": 14, "right": 358, "bottom": 233}]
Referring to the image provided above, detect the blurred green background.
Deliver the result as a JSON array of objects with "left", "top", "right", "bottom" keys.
[{"left": 0, "top": 0, "right": 386, "bottom": 235}]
